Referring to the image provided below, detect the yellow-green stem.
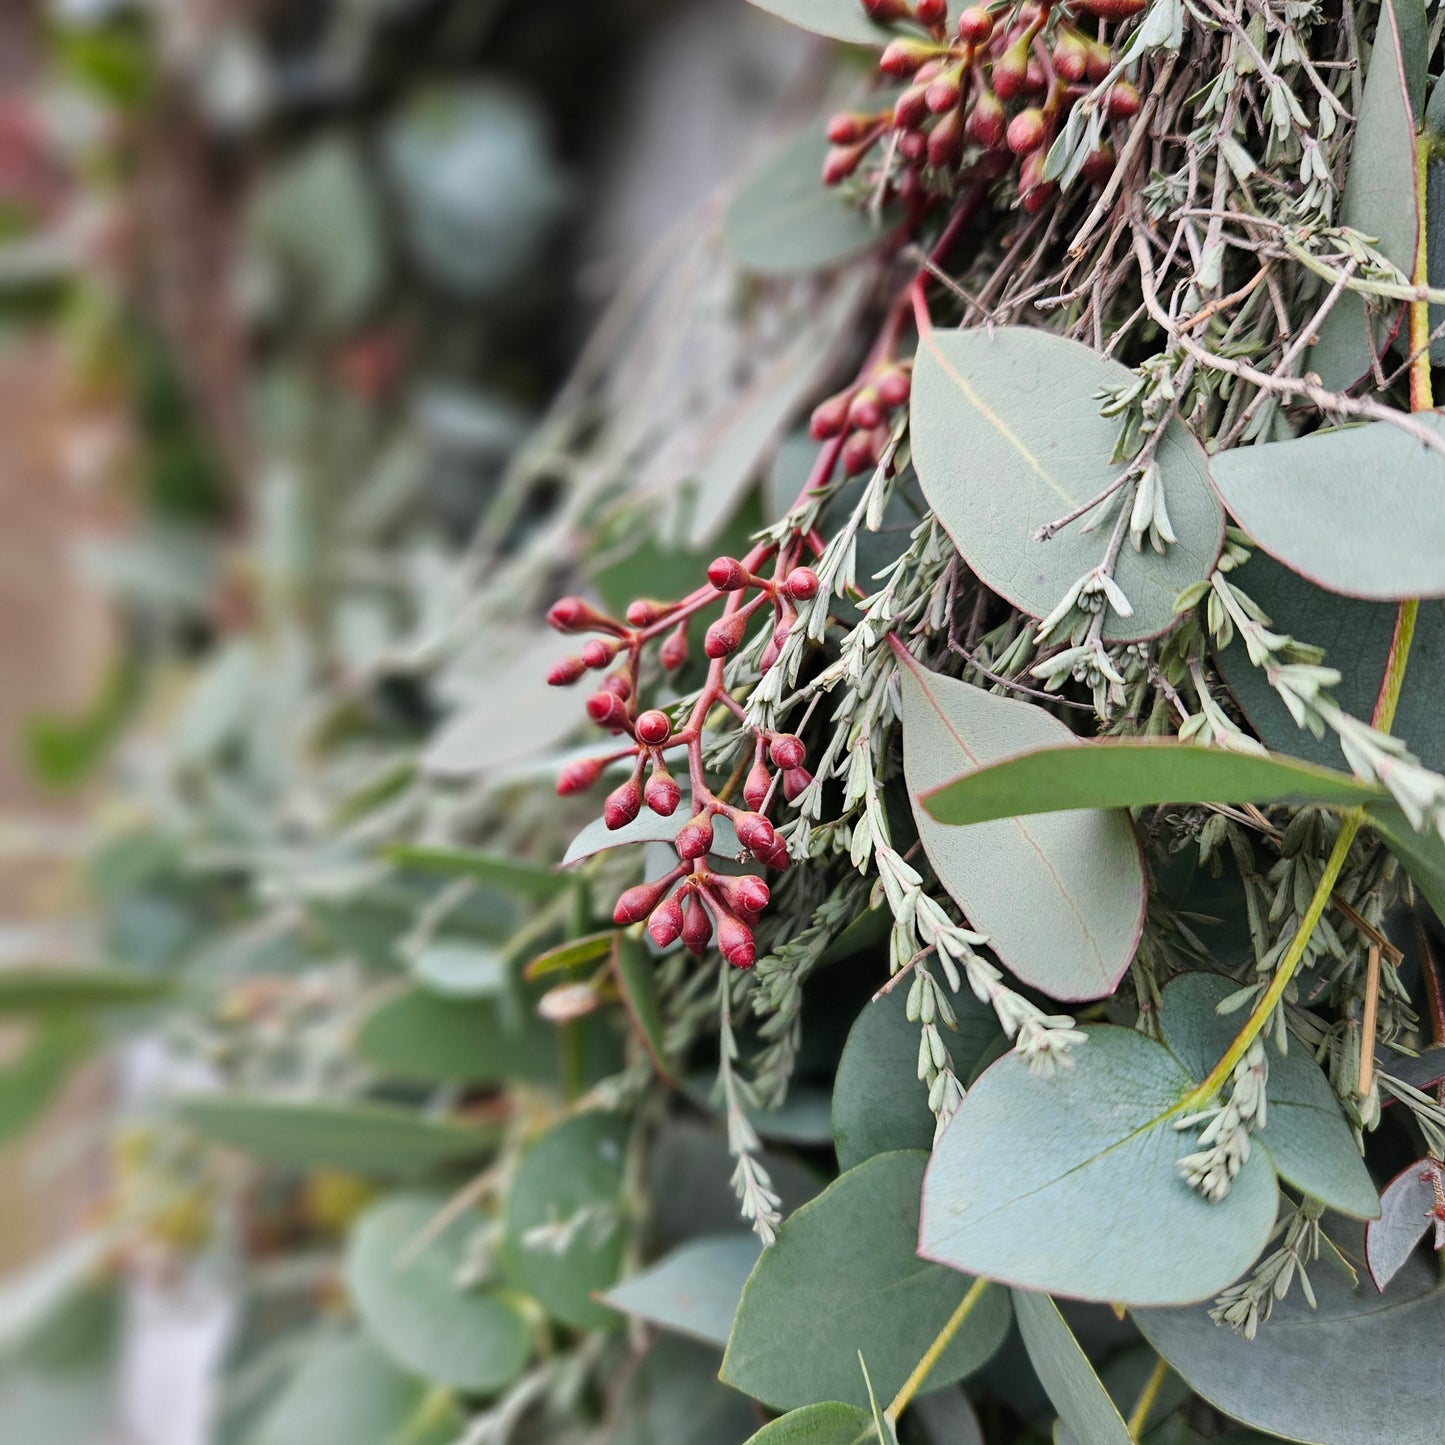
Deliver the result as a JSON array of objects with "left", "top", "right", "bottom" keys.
[
  {"left": 1409, "top": 133, "right": 1434, "bottom": 416},
  {"left": 885, "top": 1277, "right": 990, "bottom": 1423},
  {"left": 1182, "top": 810, "right": 1363, "bottom": 1109},
  {"left": 1126, "top": 1356, "right": 1171, "bottom": 1441}
]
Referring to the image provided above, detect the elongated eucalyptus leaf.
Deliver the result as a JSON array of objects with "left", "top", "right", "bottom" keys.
[
  {"left": 614, "top": 1336, "right": 760, "bottom": 1445},
  {"left": 1012, "top": 1290, "right": 1132, "bottom": 1445},
  {"left": 179, "top": 1097, "right": 498, "bottom": 1175},
  {"left": 910, "top": 326, "right": 1223, "bottom": 640},
  {"left": 613, "top": 935, "right": 669, "bottom": 1072},
  {"left": 894, "top": 645, "right": 1146, "bottom": 1001},
  {"left": 562, "top": 809, "right": 739, "bottom": 866},
  {"left": 501, "top": 1112, "right": 629, "bottom": 1331},
  {"left": 0, "top": 1019, "right": 90, "bottom": 1144},
  {"left": 603, "top": 1234, "right": 761, "bottom": 1348},
  {"left": 1136, "top": 1240, "right": 1445, "bottom": 1444},
  {"left": 722, "top": 1151, "right": 1011, "bottom": 1411},
  {"left": 1366, "top": 802, "right": 1445, "bottom": 918},
  {"left": 745, "top": 1403, "right": 877, "bottom": 1444},
  {"left": 1215, "top": 551, "right": 1445, "bottom": 771},
  {"left": 1210, "top": 417, "right": 1445, "bottom": 599},
  {"left": 832, "top": 983, "right": 999, "bottom": 1171},
  {"left": 1308, "top": 0, "right": 1418, "bottom": 391},
  {"left": 383, "top": 844, "right": 570, "bottom": 901},
  {"left": 1365, "top": 1159, "right": 1442, "bottom": 1289},
  {"left": 743, "top": 0, "right": 893, "bottom": 42},
  {"left": 922, "top": 972, "right": 1376, "bottom": 1305},
  {"left": 723, "top": 127, "right": 900, "bottom": 275},
  {"left": 0, "top": 968, "right": 168, "bottom": 1014},
  {"left": 346, "top": 1194, "right": 531, "bottom": 1395},
  {"left": 921, "top": 737, "right": 1384, "bottom": 826}
]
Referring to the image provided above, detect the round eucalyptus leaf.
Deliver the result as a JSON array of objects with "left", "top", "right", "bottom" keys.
[
  {"left": 501, "top": 1111, "right": 630, "bottom": 1331},
  {"left": 722, "top": 1151, "right": 1011, "bottom": 1411},
  {"left": 1364, "top": 1159, "right": 1440, "bottom": 1290},
  {"left": 346, "top": 1194, "right": 531, "bottom": 1395},
  {"left": 910, "top": 326, "right": 1223, "bottom": 641},
  {"left": 723, "top": 127, "right": 900, "bottom": 276},
  {"left": 410, "top": 940, "right": 506, "bottom": 998},
  {"left": 743, "top": 0, "right": 894, "bottom": 43},
  {"left": 832, "top": 983, "right": 999, "bottom": 1171},
  {"left": 612, "top": 1335, "right": 759, "bottom": 1445},
  {"left": 604, "top": 1234, "right": 761, "bottom": 1349},
  {"left": 895, "top": 645, "right": 1146, "bottom": 1001}
]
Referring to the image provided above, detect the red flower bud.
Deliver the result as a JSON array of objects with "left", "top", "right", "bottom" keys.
[
  {"left": 707, "top": 556, "right": 749, "bottom": 591},
  {"left": 712, "top": 873, "right": 771, "bottom": 916},
  {"left": 605, "top": 777, "right": 644, "bottom": 830},
  {"left": 842, "top": 427, "right": 881, "bottom": 477},
  {"left": 614, "top": 874, "right": 674, "bottom": 926},
  {"left": 764, "top": 838, "right": 793, "bottom": 872},
  {"left": 647, "top": 893, "right": 684, "bottom": 948},
  {"left": 602, "top": 673, "right": 632, "bottom": 699},
  {"left": 769, "top": 734, "right": 806, "bottom": 771},
  {"left": 547, "top": 596, "right": 613, "bottom": 634},
  {"left": 733, "top": 811, "right": 778, "bottom": 858},
  {"left": 717, "top": 914, "right": 756, "bottom": 969},
  {"left": 925, "top": 65, "right": 964, "bottom": 114},
  {"left": 586, "top": 691, "right": 627, "bottom": 726},
  {"left": 704, "top": 613, "right": 747, "bottom": 658},
  {"left": 659, "top": 624, "right": 689, "bottom": 671},
  {"left": 1024, "top": 56, "right": 1047, "bottom": 91},
  {"left": 548, "top": 655, "right": 589, "bottom": 687},
  {"left": 581, "top": 638, "right": 617, "bottom": 669},
  {"left": 783, "top": 766, "right": 814, "bottom": 803},
  {"left": 823, "top": 140, "right": 869, "bottom": 186},
  {"left": 1081, "top": 143, "right": 1116, "bottom": 185},
  {"left": 827, "top": 111, "right": 867, "bottom": 144},
  {"left": 893, "top": 84, "right": 930, "bottom": 131},
  {"left": 926, "top": 106, "right": 965, "bottom": 169},
  {"left": 644, "top": 765, "right": 681, "bottom": 817},
  {"left": 759, "top": 633, "right": 784, "bottom": 674},
  {"left": 1107, "top": 81, "right": 1141, "bottom": 119},
  {"left": 966, "top": 88, "right": 1007, "bottom": 148},
  {"left": 899, "top": 129, "right": 930, "bottom": 164},
  {"left": 810, "top": 392, "right": 853, "bottom": 440},
  {"left": 784, "top": 567, "right": 820, "bottom": 602},
  {"left": 991, "top": 37, "right": 1030, "bottom": 99},
  {"left": 1018, "top": 150, "right": 1054, "bottom": 213},
  {"left": 876, "top": 367, "right": 912, "bottom": 408},
  {"left": 626, "top": 598, "right": 667, "bottom": 626},
  {"left": 635, "top": 709, "right": 671, "bottom": 746},
  {"left": 1051, "top": 29, "right": 1090, "bottom": 82},
  {"left": 915, "top": 0, "right": 948, "bottom": 24},
  {"left": 743, "top": 758, "right": 773, "bottom": 811},
  {"left": 956, "top": 5, "right": 993, "bottom": 42},
  {"left": 676, "top": 814, "right": 715, "bottom": 860},
  {"left": 1085, "top": 39, "right": 1113, "bottom": 82},
  {"left": 879, "top": 38, "right": 938, "bottom": 77},
  {"left": 681, "top": 894, "right": 713, "bottom": 955},
  {"left": 862, "top": 0, "right": 913, "bottom": 15},
  {"left": 1007, "top": 107, "right": 1048, "bottom": 155},
  {"left": 557, "top": 755, "right": 606, "bottom": 796},
  {"left": 847, "top": 386, "right": 885, "bottom": 431}
]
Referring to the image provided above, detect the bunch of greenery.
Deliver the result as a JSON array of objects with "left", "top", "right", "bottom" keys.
[{"left": 7, "top": 0, "right": 1445, "bottom": 1441}]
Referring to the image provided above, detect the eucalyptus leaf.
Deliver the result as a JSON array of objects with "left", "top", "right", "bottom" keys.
[
  {"left": 346, "top": 1193, "right": 531, "bottom": 1395},
  {"left": 383, "top": 844, "right": 570, "bottom": 901},
  {"left": 1307, "top": 0, "right": 1417, "bottom": 391},
  {"left": 1210, "top": 417, "right": 1445, "bottom": 599},
  {"left": 723, "top": 127, "right": 900, "bottom": 276},
  {"left": 614, "top": 934, "right": 669, "bottom": 1072},
  {"left": 722, "top": 1151, "right": 1011, "bottom": 1411},
  {"left": 0, "top": 968, "right": 168, "bottom": 1014},
  {"left": 1136, "top": 1238, "right": 1445, "bottom": 1444},
  {"left": 747, "top": 1403, "right": 878, "bottom": 1443},
  {"left": 563, "top": 809, "right": 740, "bottom": 866},
  {"left": 603, "top": 1234, "right": 761, "bottom": 1349},
  {"left": 1214, "top": 551, "right": 1445, "bottom": 771},
  {"left": 1012, "top": 1290, "right": 1132, "bottom": 1445},
  {"left": 410, "top": 940, "right": 506, "bottom": 998},
  {"left": 501, "top": 1111, "right": 629, "bottom": 1331},
  {"left": 525, "top": 932, "right": 616, "bottom": 979},
  {"left": 832, "top": 982, "right": 999, "bottom": 1171},
  {"left": 612, "top": 1335, "right": 760, "bottom": 1445},
  {"left": 921, "top": 737, "right": 1384, "bottom": 827},
  {"left": 743, "top": 0, "right": 893, "bottom": 43},
  {"left": 895, "top": 646, "right": 1146, "bottom": 1001},
  {"left": 910, "top": 326, "right": 1223, "bottom": 640},
  {"left": 179, "top": 1096, "right": 498, "bottom": 1175},
  {"left": 245, "top": 1332, "right": 463, "bottom": 1445},
  {"left": 1364, "top": 1159, "right": 1441, "bottom": 1289},
  {"left": 0, "top": 1018, "right": 90, "bottom": 1144}
]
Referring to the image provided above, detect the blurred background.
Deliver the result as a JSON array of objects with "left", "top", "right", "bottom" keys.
[{"left": 0, "top": 2, "right": 827, "bottom": 1440}]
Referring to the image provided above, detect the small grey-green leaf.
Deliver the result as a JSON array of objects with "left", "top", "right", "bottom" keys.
[
  {"left": 410, "top": 940, "right": 506, "bottom": 998},
  {"left": 910, "top": 326, "right": 1223, "bottom": 641},
  {"left": 895, "top": 645, "right": 1146, "bottom": 1001},
  {"left": 744, "top": 1402, "right": 877, "bottom": 1444},
  {"left": 723, "top": 127, "right": 900, "bottom": 276},
  {"left": 1012, "top": 1290, "right": 1132, "bottom": 1445},
  {"left": 1364, "top": 1159, "right": 1440, "bottom": 1289},
  {"left": 1211, "top": 418, "right": 1445, "bottom": 599},
  {"left": 722, "top": 1151, "right": 1010, "bottom": 1411},
  {"left": 743, "top": 0, "right": 893, "bottom": 42},
  {"left": 604, "top": 1234, "right": 761, "bottom": 1349},
  {"left": 1308, "top": 0, "right": 1418, "bottom": 391},
  {"left": 346, "top": 1194, "right": 531, "bottom": 1394}
]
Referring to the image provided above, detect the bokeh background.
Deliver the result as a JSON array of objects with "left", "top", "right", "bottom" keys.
[{"left": 0, "top": 2, "right": 827, "bottom": 1440}]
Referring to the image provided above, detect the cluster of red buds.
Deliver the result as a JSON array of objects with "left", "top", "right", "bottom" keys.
[
  {"left": 546, "top": 542, "right": 826, "bottom": 969},
  {"left": 809, "top": 359, "right": 913, "bottom": 476},
  {"left": 826, "top": 0, "right": 1143, "bottom": 212}
]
